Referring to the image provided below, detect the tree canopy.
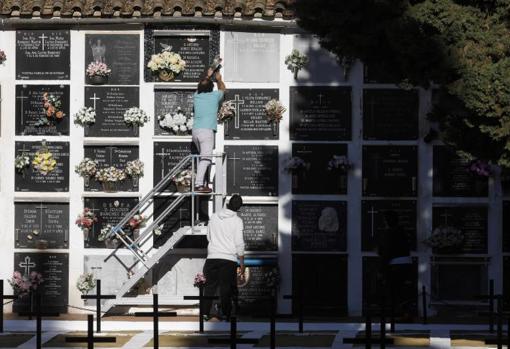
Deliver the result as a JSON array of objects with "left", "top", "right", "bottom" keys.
[{"left": 295, "top": 0, "right": 510, "bottom": 167}]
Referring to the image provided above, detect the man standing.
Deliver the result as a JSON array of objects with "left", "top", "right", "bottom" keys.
[
  {"left": 202, "top": 194, "right": 245, "bottom": 320},
  {"left": 192, "top": 68, "right": 226, "bottom": 193}
]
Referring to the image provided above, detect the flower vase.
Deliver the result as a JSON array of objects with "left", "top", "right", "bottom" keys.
[
  {"left": 105, "top": 238, "right": 120, "bottom": 249},
  {"left": 132, "top": 229, "right": 140, "bottom": 242},
  {"left": 102, "top": 181, "right": 117, "bottom": 193},
  {"left": 158, "top": 70, "right": 175, "bottom": 82},
  {"left": 88, "top": 75, "right": 108, "bottom": 85},
  {"left": 293, "top": 69, "right": 299, "bottom": 80},
  {"left": 84, "top": 176, "right": 90, "bottom": 188},
  {"left": 132, "top": 176, "right": 139, "bottom": 188},
  {"left": 292, "top": 172, "right": 299, "bottom": 191},
  {"left": 176, "top": 183, "right": 190, "bottom": 193},
  {"left": 83, "top": 228, "right": 89, "bottom": 242},
  {"left": 272, "top": 122, "right": 278, "bottom": 137}
]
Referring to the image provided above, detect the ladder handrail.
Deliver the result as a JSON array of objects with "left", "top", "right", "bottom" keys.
[{"left": 103, "top": 152, "right": 225, "bottom": 266}]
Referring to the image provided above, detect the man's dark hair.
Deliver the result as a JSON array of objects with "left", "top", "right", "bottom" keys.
[
  {"left": 197, "top": 78, "right": 214, "bottom": 94},
  {"left": 384, "top": 210, "right": 399, "bottom": 228},
  {"left": 227, "top": 194, "right": 243, "bottom": 212}
]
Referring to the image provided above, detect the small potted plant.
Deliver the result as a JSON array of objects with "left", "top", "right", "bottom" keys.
[
  {"left": 424, "top": 226, "right": 465, "bottom": 254},
  {"left": 173, "top": 169, "right": 192, "bottom": 192},
  {"left": 76, "top": 272, "right": 96, "bottom": 295},
  {"left": 285, "top": 49, "right": 309, "bottom": 80},
  {"left": 75, "top": 158, "right": 99, "bottom": 187},
  {"left": 75, "top": 208, "right": 98, "bottom": 241},
  {"left": 73, "top": 107, "right": 96, "bottom": 127},
  {"left": 147, "top": 50, "right": 186, "bottom": 82},
  {"left": 158, "top": 108, "right": 193, "bottom": 135},
  {"left": 124, "top": 107, "right": 150, "bottom": 129},
  {"left": 125, "top": 159, "right": 144, "bottom": 187},
  {"left": 86, "top": 61, "right": 111, "bottom": 85},
  {"left": 95, "top": 166, "right": 126, "bottom": 192}
]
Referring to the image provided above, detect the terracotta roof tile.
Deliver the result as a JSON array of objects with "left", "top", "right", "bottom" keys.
[{"left": 0, "top": 0, "right": 294, "bottom": 18}]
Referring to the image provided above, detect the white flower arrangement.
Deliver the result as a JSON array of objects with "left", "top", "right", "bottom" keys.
[
  {"left": 73, "top": 107, "right": 96, "bottom": 126},
  {"left": 75, "top": 158, "right": 99, "bottom": 178},
  {"left": 97, "top": 224, "right": 113, "bottom": 241},
  {"left": 158, "top": 108, "right": 193, "bottom": 135},
  {"left": 15, "top": 154, "right": 30, "bottom": 173},
  {"left": 86, "top": 61, "right": 111, "bottom": 77},
  {"left": 285, "top": 49, "right": 309, "bottom": 79},
  {"left": 264, "top": 99, "right": 286, "bottom": 123},
  {"left": 76, "top": 272, "right": 96, "bottom": 294},
  {"left": 424, "top": 226, "right": 464, "bottom": 249},
  {"left": 217, "top": 100, "right": 236, "bottom": 123},
  {"left": 147, "top": 50, "right": 186, "bottom": 74},
  {"left": 124, "top": 107, "right": 150, "bottom": 127},
  {"left": 327, "top": 155, "right": 352, "bottom": 172},
  {"left": 283, "top": 156, "right": 310, "bottom": 174},
  {"left": 94, "top": 166, "right": 126, "bottom": 183},
  {"left": 125, "top": 159, "right": 144, "bottom": 178},
  {"left": 173, "top": 169, "right": 193, "bottom": 187}
]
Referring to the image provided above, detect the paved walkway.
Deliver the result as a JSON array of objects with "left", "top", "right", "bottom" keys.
[{"left": 0, "top": 320, "right": 507, "bottom": 348}]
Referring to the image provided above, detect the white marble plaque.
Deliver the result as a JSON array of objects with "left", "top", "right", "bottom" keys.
[
  {"left": 156, "top": 256, "right": 206, "bottom": 297},
  {"left": 225, "top": 32, "right": 280, "bottom": 82},
  {"left": 293, "top": 35, "right": 345, "bottom": 82},
  {"left": 84, "top": 255, "right": 137, "bottom": 302}
]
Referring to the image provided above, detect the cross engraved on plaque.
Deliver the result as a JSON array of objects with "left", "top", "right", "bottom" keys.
[
  {"left": 39, "top": 33, "right": 48, "bottom": 51},
  {"left": 16, "top": 91, "right": 28, "bottom": 128},
  {"left": 232, "top": 95, "right": 245, "bottom": 129},
  {"left": 89, "top": 93, "right": 101, "bottom": 110},
  {"left": 19, "top": 256, "right": 36, "bottom": 275},
  {"left": 34, "top": 203, "right": 48, "bottom": 236},
  {"left": 154, "top": 148, "right": 170, "bottom": 179},
  {"left": 368, "top": 206, "right": 378, "bottom": 238},
  {"left": 440, "top": 210, "right": 452, "bottom": 225},
  {"left": 230, "top": 152, "right": 241, "bottom": 186}
]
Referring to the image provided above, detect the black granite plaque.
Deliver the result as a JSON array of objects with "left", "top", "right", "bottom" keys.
[
  {"left": 13, "top": 253, "right": 69, "bottom": 313},
  {"left": 239, "top": 205, "right": 278, "bottom": 251},
  {"left": 362, "top": 146, "right": 417, "bottom": 197},
  {"left": 15, "top": 85, "right": 70, "bottom": 136},
  {"left": 154, "top": 142, "right": 195, "bottom": 192},
  {"left": 290, "top": 86, "right": 351, "bottom": 141},
  {"left": 153, "top": 33, "right": 209, "bottom": 82},
  {"left": 361, "top": 200, "right": 417, "bottom": 252},
  {"left": 292, "top": 201, "right": 347, "bottom": 252},
  {"left": 225, "top": 145, "right": 278, "bottom": 196},
  {"left": 16, "top": 30, "right": 70, "bottom": 80},
  {"left": 15, "top": 202, "right": 69, "bottom": 249},
  {"left": 292, "top": 254, "right": 347, "bottom": 316},
  {"left": 154, "top": 88, "right": 195, "bottom": 136},
  {"left": 15, "top": 141, "right": 69, "bottom": 192},
  {"left": 153, "top": 196, "right": 191, "bottom": 248},
  {"left": 363, "top": 89, "right": 419, "bottom": 140},
  {"left": 85, "top": 34, "right": 140, "bottom": 85},
  {"left": 292, "top": 143, "right": 348, "bottom": 195},
  {"left": 432, "top": 258, "right": 488, "bottom": 301},
  {"left": 432, "top": 206, "right": 488, "bottom": 254},
  {"left": 84, "top": 86, "right": 139, "bottom": 137},
  {"left": 433, "top": 146, "right": 488, "bottom": 197},
  {"left": 223, "top": 89, "right": 280, "bottom": 140},
  {"left": 504, "top": 201, "right": 510, "bottom": 253},
  {"left": 83, "top": 197, "right": 138, "bottom": 248},
  {"left": 83, "top": 146, "right": 139, "bottom": 192},
  {"left": 363, "top": 64, "right": 399, "bottom": 84},
  {"left": 237, "top": 258, "right": 278, "bottom": 315},
  {"left": 362, "top": 256, "right": 418, "bottom": 315}
]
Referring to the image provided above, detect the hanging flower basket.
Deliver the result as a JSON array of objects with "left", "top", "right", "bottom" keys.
[{"left": 88, "top": 75, "right": 108, "bottom": 85}]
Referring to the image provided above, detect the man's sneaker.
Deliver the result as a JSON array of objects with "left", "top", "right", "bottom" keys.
[
  {"left": 202, "top": 314, "right": 212, "bottom": 322},
  {"left": 194, "top": 185, "right": 212, "bottom": 193}
]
